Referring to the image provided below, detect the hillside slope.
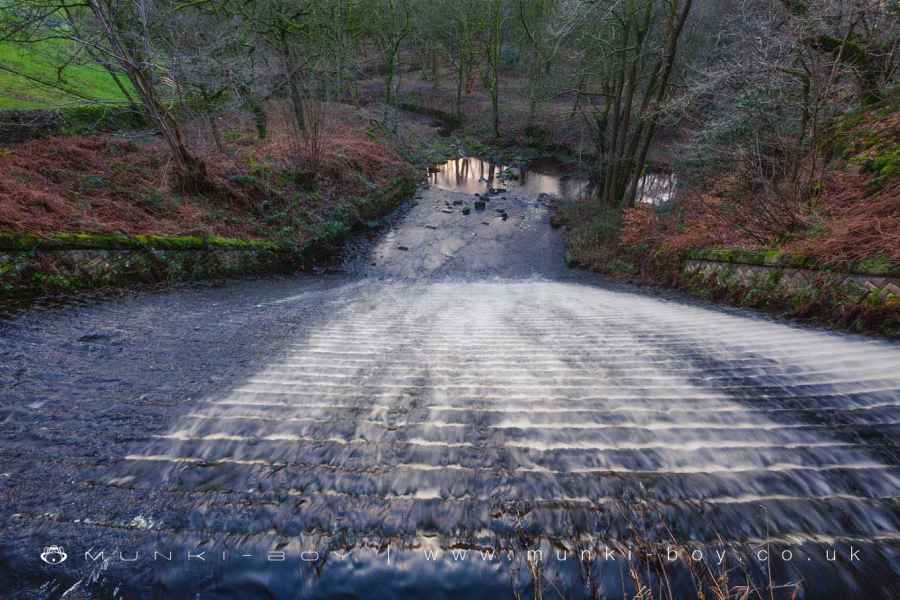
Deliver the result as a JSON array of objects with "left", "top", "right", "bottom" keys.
[{"left": 0, "top": 40, "right": 130, "bottom": 109}]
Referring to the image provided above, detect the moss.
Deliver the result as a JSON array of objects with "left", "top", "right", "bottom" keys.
[
  {"left": 1, "top": 172, "right": 416, "bottom": 297},
  {"left": 0, "top": 231, "right": 282, "bottom": 252},
  {"left": 853, "top": 256, "right": 893, "bottom": 276},
  {"left": 0, "top": 232, "right": 43, "bottom": 250},
  {"left": 689, "top": 246, "right": 900, "bottom": 276},
  {"left": 52, "top": 232, "right": 134, "bottom": 249},
  {"left": 607, "top": 258, "right": 637, "bottom": 274},
  {"left": 31, "top": 272, "right": 81, "bottom": 291},
  {"left": 675, "top": 258, "right": 900, "bottom": 337},
  {"left": 228, "top": 174, "right": 258, "bottom": 186}
]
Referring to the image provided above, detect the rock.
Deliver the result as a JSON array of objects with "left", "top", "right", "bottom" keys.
[
  {"left": 481, "top": 221, "right": 491, "bottom": 226},
  {"left": 397, "top": 246, "right": 409, "bottom": 251},
  {"left": 474, "top": 200, "right": 486, "bottom": 211},
  {"left": 425, "top": 225, "right": 438, "bottom": 230},
  {"left": 441, "top": 209, "right": 453, "bottom": 214},
  {"left": 501, "top": 213, "right": 509, "bottom": 221},
  {"left": 462, "top": 207, "right": 471, "bottom": 215},
  {"left": 452, "top": 199, "right": 463, "bottom": 206}
]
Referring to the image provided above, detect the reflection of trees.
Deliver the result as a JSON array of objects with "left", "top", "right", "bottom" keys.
[
  {"left": 452, "top": 158, "right": 472, "bottom": 186},
  {"left": 427, "top": 157, "right": 602, "bottom": 196},
  {"left": 637, "top": 174, "right": 677, "bottom": 205}
]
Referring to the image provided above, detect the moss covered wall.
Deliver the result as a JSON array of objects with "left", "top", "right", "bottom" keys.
[
  {"left": 0, "top": 234, "right": 295, "bottom": 296},
  {"left": 0, "top": 175, "right": 417, "bottom": 298},
  {"left": 681, "top": 257, "right": 900, "bottom": 337}
]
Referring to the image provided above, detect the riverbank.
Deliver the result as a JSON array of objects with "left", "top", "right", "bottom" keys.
[
  {"left": 0, "top": 103, "right": 420, "bottom": 298},
  {"left": 553, "top": 97, "right": 900, "bottom": 338},
  {"left": 1, "top": 174, "right": 414, "bottom": 299}
]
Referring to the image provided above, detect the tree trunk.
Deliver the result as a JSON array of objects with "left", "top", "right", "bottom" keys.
[
  {"left": 280, "top": 37, "right": 305, "bottom": 134},
  {"left": 456, "top": 56, "right": 464, "bottom": 118},
  {"left": 248, "top": 96, "right": 268, "bottom": 140},
  {"left": 206, "top": 113, "right": 224, "bottom": 153},
  {"left": 87, "top": 1, "right": 210, "bottom": 193},
  {"left": 492, "top": 87, "right": 500, "bottom": 138},
  {"left": 431, "top": 49, "right": 439, "bottom": 89}
]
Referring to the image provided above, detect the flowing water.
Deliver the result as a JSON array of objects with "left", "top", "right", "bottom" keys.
[{"left": 1, "top": 165, "right": 898, "bottom": 598}]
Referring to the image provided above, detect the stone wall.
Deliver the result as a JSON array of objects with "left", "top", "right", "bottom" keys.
[
  {"left": 0, "top": 176, "right": 417, "bottom": 298},
  {"left": 0, "top": 236, "right": 295, "bottom": 297},
  {"left": 683, "top": 259, "right": 900, "bottom": 300},
  {"left": 0, "top": 107, "right": 147, "bottom": 143},
  {"left": 680, "top": 256, "right": 900, "bottom": 337}
]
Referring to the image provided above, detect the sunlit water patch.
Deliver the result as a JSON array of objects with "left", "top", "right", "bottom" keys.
[{"left": 95, "top": 279, "right": 900, "bottom": 598}]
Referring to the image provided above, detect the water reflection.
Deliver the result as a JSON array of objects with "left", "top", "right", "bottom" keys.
[
  {"left": 427, "top": 156, "right": 587, "bottom": 198},
  {"left": 636, "top": 172, "right": 678, "bottom": 206},
  {"left": 427, "top": 156, "right": 678, "bottom": 204}
]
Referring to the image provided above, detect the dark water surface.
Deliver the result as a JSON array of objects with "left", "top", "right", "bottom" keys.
[{"left": 1, "top": 173, "right": 898, "bottom": 598}]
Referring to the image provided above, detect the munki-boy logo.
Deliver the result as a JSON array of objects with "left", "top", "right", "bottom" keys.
[{"left": 40, "top": 546, "right": 68, "bottom": 565}]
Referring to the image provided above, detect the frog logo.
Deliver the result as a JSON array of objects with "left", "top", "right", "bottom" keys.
[{"left": 40, "top": 546, "right": 68, "bottom": 565}]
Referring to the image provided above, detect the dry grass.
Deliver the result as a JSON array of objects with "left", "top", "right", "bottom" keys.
[
  {"left": 0, "top": 101, "right": 414, "bottom": 238},
  {"left": 613, "top": 101, "right": 900, "bottom": 271}
]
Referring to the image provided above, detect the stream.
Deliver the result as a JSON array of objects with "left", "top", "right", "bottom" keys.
[
  {"left": 1, "top": 158, "right": 898, "bottom": 599},
  {"left": 427, "top": 155, "right": 678, "bottom": 205}
]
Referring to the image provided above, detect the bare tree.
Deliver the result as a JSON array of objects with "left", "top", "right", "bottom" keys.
[
  {"left": 580, "top": 0, "right": 694, "bottom": 207},
  {"left": 3, "top": 0, "right": 212, "bottom": 192},
  {"left": 428, "top": 0, "right": 485, "bottom": 119},
  {"left": 481, "top": 0, "right": 508, "bottom": 138},
  {"left": 364, "top": 0, "right": 411, "bottom": 124}
]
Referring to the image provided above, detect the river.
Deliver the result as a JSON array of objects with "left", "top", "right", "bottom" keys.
[{"left": 0, "top": 167, "right": 897, "bottom": 598}]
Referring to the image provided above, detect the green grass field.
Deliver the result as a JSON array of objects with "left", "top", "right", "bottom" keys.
[{"left": 0, "top": 40, "right": 130, "bottom": 109}]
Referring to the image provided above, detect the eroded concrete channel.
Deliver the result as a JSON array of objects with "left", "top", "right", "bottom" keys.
[{"left": 1, "top": 158, "right": 898, "bottom": 598}]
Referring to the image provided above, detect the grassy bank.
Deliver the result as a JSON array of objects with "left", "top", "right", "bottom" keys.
[{"left": 0, "top": 40, "right": 131, "bottom": 109}]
